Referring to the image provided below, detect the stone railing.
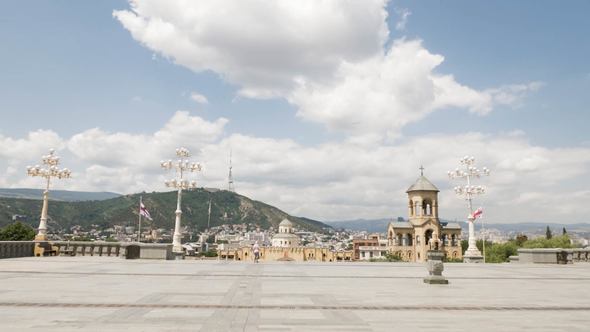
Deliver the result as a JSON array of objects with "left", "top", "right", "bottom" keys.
[
  {"left": 50, "top": 241, "right": 173, "bottom": 260},
  {"left": 0, "top": 241, "right": 35, "bottom": 259},
  {"left": 571, "top": 248, "right": 590, "bottom": 262},
  {"left": 516, "top": 248, "right": 590, "bottom": 264},
  {"left": 51, "top": 241, "right": 123, "bottom": 257},
  {"left": 0, "top": 241, "right": 175, "bottom": 260}
]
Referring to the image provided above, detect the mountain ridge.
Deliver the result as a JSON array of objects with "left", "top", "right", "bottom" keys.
[{"left": 0, "top": 189, "right": 330, "bottom": 233}]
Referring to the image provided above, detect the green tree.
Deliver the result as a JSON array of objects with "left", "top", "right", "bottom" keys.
[
  {"left": 515, "top": 234, "right": 528, "bottom": 246},
  {"left": 523, "top": 235, "right": 573, "bottom": 249},
  {"left": 476, "top": 239, "right": 493, "bottom": 253},
  {"left": 461, "top": 240, "right": 468, "bottom": 254},
  {"left": 201, "top": 249, "right": 218, "bottom": 257},
  {"left": 0, "top": 222, "right": 35, "bottom": 241},
  {"left": 484, "top": 242, "right": 518, "bottom": 263},
  {"left": 562, "top": 227, "right": 567, "bottom": 235},
  {"left": 545, "top": 226, "right": 552, "bottom": 239},
  {"left": 385, "top": 252, "right": 402, "bottom": 262}
]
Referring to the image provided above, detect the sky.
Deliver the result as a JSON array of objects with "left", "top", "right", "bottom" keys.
[{"left": 1, "top": 0, "right": 589, "bottom": 224}]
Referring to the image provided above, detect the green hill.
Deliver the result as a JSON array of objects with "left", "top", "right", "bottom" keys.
[{"left": 0, "top": 189, "right": 330, "bottom": 233}]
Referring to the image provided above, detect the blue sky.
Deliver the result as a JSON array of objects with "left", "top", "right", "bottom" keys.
[{"left": 1, "top": 0, "right": 589, "bottom": 223}]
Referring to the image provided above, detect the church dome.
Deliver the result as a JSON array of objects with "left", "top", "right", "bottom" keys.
[
  {"left": 279, "top": 219, "right": 293, "bottom": 227},
  {"left": 406, "top": 175, "right": 439, "bottom": 193}
]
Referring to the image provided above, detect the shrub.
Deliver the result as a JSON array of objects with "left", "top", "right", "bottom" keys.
[
  {"left": 0, "top": 222, "right": 35, "bottom": 241},
  {"left": 522, "top": 235, "right": 573, "bottom": 249}
]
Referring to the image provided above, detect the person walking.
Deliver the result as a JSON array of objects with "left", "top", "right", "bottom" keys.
[{"left": 253, "top": 241, "right": 260, "bottom": 263}]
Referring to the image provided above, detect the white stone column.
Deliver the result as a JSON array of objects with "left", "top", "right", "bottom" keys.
[
  {"left": 463, "top": 216, "right": 483, "bottom": 262},
  {"left": 35, "top": 189, "right": 49, "bottom": 241},
  {"left": 172, "top": 188, "right": 183, "bottom": 255}
]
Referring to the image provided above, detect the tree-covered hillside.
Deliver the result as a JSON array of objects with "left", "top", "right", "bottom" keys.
[{"left": 0, "top": 189, "right": 330, "bottom": 233}]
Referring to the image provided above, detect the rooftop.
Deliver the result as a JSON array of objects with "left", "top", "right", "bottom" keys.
[
  {"left": 406, "top": 175, "right": 439, "bottom": 193},
  {"left": 0, "top": 257, "right": 589, "bottom": 331}
]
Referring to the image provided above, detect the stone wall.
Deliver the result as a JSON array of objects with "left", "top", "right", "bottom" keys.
[
  {"left": 219, "top": 246, "right": 353, "bottom": 262},
  {"left": 51, "top": 241, "right": 123, "bottom": 257},
  {"left": 388, "top": 244, "right": 462, "bottom": 262},
  {"left": 0, "top": 241, "right": 35, "bottom": 259},
  {"left": 517, "top": 248, "right": 590, "bottom": 264}
]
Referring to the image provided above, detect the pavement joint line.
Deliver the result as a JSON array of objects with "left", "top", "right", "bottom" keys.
[
  {"left": 1, "top": 302, "right": 589, "bottom": 311},
  {"left": 1, "top": 270, "right": 589, "bottom": 280}
]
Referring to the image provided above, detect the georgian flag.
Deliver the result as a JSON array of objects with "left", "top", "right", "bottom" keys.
[
  {"left": 139, "top": 201, "right": 153, "bottom": 220},
  {"left": 470, "top": 207, "right": 483, "bottom": 220}
]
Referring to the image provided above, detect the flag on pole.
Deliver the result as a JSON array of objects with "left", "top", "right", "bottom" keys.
[
  {"left": 140, "top": 201, "right": 153, "bottom": 220},
  {"left": 470, "top": 207, "right": 483, "bottom": 220}
]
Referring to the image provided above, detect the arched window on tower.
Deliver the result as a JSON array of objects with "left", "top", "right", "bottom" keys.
[
  {"left": 423, "top": 200, "right": 432, "bottom": 216},
  {"left": 425, "top": 229, "right": 433, "bottom": 249}
]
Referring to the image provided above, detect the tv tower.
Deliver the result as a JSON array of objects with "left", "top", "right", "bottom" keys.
[{"left": 228, "top": 149, "right": 235, "bottom": 192}]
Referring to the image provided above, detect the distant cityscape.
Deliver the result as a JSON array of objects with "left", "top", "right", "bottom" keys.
[{"left": 17, "top": 216, "right": 589, "bottom": 258}]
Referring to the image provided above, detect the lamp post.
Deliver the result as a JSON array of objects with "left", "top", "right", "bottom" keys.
[
  {"left": 448, "top": 156, "right": 490, "bottom": 263},
  {"left": 26, "top": 149, "right": 71, "bottom": 241},
  {"left": 161, "top": 147, "right": 201, "bottom": 257}
]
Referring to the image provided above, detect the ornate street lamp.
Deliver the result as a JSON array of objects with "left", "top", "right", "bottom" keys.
[
  {"left": 161, "top": 147, "right": 201, "bottom": 256},
  {"left": 26, "top": 149, "right": 71, "bottom": 241},
  {"left": 448, "top": 156, "right": 490, "bottom": 263}
]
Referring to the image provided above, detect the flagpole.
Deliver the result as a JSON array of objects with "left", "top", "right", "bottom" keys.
[
  {"left": 482, "top": 215, "right": 486, "bottom": 263},
  {"left": 138, "top": 196, "right": 142, "bottom": 243},
  {"left": 207, "top": 197, "right": 212, "bottom": 231}
]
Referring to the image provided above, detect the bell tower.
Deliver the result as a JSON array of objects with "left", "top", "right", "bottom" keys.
[{"left": 406, "top": 166, "right": 441, "bottom": 262}]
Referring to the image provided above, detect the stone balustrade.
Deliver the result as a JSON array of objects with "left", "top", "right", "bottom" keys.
[
  {"left": 50, "top": 241, "right": 123, "bottom": 257},
  {"left": 516, "top": 248, "right": 590, "bottom": 264},
  {"left": 571, "top": 248, "right": 590, "bottom": 262},
  {"left": 1, "top": 240, "right": 173, "bottom": 260},
  {"left": 0, "top": 241, "right": 35, "bottom": 259}
]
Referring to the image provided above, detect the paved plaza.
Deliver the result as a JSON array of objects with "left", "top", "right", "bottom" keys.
[{"left": 0, "top": 257, "right": 589, "bottom": 331}]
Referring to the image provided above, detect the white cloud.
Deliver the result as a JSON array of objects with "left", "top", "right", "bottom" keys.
[
  {"left": 67, "top": 111, "right": 227, "bottom": 175},
  {"left": 2, "top": 113, "right": 590, "bottom": 223},
  {"left": 114, "top": 1, "right": 540, "bottom": 139},
  {"left": 0, "top": 130, "right": 64, "bottom": 166},
  {"left": 114, "top": 0, "right": 389, "bottom": 99},
  {"left": 190, "top": 92, "right": 209, "bottom": 104},
  {"left": 290, "top": 39, "right": 532, "bottom": 138},
  {"left": 395, "top": 8, "right": 411, "bottom": 31},
  {"left": 0, "top": 1, "right": 565, "bottom": 224}
]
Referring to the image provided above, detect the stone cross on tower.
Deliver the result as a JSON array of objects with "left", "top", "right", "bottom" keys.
[{"left": 419, "top": 165, "right": 425, "bottom": 176}]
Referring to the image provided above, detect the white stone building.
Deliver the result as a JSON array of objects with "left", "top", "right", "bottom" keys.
[{"left": 271, "top": 219, "right": 300, "bottom": 247}]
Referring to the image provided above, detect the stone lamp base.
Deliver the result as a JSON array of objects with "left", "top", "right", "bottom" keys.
[{"left": 424, "top": 250, "right": 449, "bottom": 285}]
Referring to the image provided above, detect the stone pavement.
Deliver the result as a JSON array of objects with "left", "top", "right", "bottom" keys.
[{"left": 0, "top": 257, "right": 589, "bottom": 331}]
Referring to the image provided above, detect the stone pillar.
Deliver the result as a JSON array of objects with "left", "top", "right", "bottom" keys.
[
  {"left": 424, "top": 250, "right": 449, "bottom": 284},
  {"left": 433, "top": 200, "right": 438, "bottom": 218},
  {"left": 464, "top": 216, "right": 483, "bottom": 263},
  {"left": 35, "top": 189, "right": 50, "bottom": 241}
]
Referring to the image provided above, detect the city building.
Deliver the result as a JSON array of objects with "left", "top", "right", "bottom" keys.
[
  {"left": 271, "top": 219, "right": 300, "bottom": 247},
  {"left": 387, "top": 172, "right": 463, "bottom": 262},
  {"left": 218, "top": 218, "right": 353, "bottom": 262},
  {"left": 353, "top": 234, "right": 388, "bottom": 260}
]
